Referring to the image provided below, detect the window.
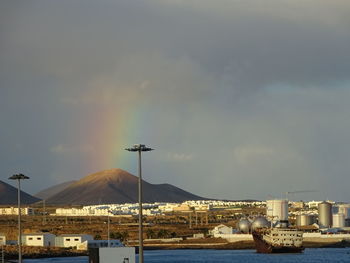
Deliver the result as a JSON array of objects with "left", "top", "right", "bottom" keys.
[
  {"left": 66, "top": 238, "right": 71, "bottom": 241},
  {"left": 74, "top": 238, "right": 79, "bottom": 241},
  {"left": 29, "top": 237, "right": 33, "bottom": 240},
  {"left": 37, "top": 237, "right": 41, "bottom": 240}
]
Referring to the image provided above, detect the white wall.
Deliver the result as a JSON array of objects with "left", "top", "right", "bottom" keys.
[
  {"left": 0, "top": 235, "right": 6, "bottom": 245},
  {"left": 23, "top": 234, "right": 55, "bottom": 247},
  {"left": 213, "top": 234, "right": 253, "bottom": 242},
  {"left": 62, "top": 235, "right": 93, "bottom": 248},
  {"left": 99, "top": 247, "right": 135, "bottom": 263}
]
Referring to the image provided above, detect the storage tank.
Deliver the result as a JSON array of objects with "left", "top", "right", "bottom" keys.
[
  {"left": 251, "top": 216, "right": 270, "bottom": 231},
  {"left": 318, "top": 201, "right": 332, "bottom": 228},
  {"left": 296, "top": 214, "right": 317, "bottom": 226},
  {"left": 237, "top": 219, "right": 251, "bottom": 233},
  {"left": 338, "top": 204, "right": 350, "bottom": 219},
  {"left": 266, "top": 199, "right": 288, "bottom": 223},
  {"left": 332, "top": 213, "right": 345, "bottom": 228}
]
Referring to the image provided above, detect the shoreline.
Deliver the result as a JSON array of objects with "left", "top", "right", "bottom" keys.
[{"left": 2, "top": 240, "right": 350, "bottom": 260}]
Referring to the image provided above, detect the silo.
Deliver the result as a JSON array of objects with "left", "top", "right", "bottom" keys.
[
  {"left": 251, "top": 216, "right": 270, "bottom": 231},
  {"left": 237, "top": 218, "right": 251, "bottom": 233},
  {"left": 332, "top": 213, "right": 345, "bottom": 228},
  {"left": 266, "top": 199, "right": 288, "bottom": 223},
  {"left": 318, "top": 201, "right": 332, "bottom": 228},
  {"left": 296, "top": 214, "right": 316, "bottom": 226},
  {"left": 338, "top": 204, "right": 350, "bottom": 219}
]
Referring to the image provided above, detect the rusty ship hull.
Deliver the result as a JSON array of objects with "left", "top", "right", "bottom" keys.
[{"left": 252, "top": 228, "right": 304, "bottom": 254}]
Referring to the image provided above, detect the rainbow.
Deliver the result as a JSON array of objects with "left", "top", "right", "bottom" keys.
[{"left": 84, "top": 102, "right": 145, "bottom": 174}]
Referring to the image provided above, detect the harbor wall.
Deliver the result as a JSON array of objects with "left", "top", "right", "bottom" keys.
[{"left": 213, "top": 234, "right": 253, "bottom": 242}]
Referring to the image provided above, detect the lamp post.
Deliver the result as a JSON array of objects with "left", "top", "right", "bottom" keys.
[
  {"left": 8, "top": 173, "right": 29, "bottom": 263},
  {"left": 125, "top": 144, "right": 153, "bottom": 263},
  {"left": 107, "top": 210, "right": 111, "bottom": 247}
]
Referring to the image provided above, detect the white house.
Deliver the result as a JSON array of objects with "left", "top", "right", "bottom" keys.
[
  {"left": 77, "top": 239, "right": 123, "bottom": 250},
  {"left": 55, "top": 234, "right": 93, "bottom": 248},
  {"left": 22, "top": 233, "right": 56, "bottom": 247},
  {"left": 210, "top": 224, "right": 233, "bottom": 235},
  {"left": 0, "top": 234, "right": 6, "bottom": 245}
]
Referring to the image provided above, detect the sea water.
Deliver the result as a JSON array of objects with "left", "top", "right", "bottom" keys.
[{"left": 22, "top": 248, "right": 350, "bottom": 263}]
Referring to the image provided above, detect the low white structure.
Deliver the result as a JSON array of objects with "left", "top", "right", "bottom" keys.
[
  {"left": 99, "top": 247, "right": 135, "bottom": 263},
  {"left": 303, "top": 232, "right": 350, "bottom": 242},
  {"left": 210, "top": 224, "right": 233, "bottom": 235},
  {"left": 55, "top": 234, "right": 93, "bottom": 248},
  {"left": 0, "top": 234, "right": 6, "bottom": 245},
  {"left": 22, "top": 233, "right": 55, "bottom": 247},
  {"left": 77, "top": 239, "right": 123, "bottom": 250},
  {"left": 0, "top": 207, "right": 35, "bottom": 215},
  {"left": 212, "top": 233, "right": 253, "bottom": 242}
]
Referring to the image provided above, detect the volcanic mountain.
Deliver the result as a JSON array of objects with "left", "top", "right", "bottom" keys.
[
  {"left": 34, "top": 180, "right": 76, "bottom": 200},
  {"left": 0, "top": 180, "right": 41, "bottom": 205},
  {"left": 45, "top": 169, "right": 205, "bottom": 205}
]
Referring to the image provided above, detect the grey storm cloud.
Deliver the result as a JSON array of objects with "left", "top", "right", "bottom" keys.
[{"left": 1, "top": 0, "right": 350, "bottom": 201}]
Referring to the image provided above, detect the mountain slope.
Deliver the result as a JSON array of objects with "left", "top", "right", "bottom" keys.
[
  {"left": 34, "top": 180, "right": 76, "bottom": 199},
  {"left": 0, "top": 180, "right": 41, "bottom": 205},
  {"left": 45, "top": 168, "right": 205, "bottom": 205}
]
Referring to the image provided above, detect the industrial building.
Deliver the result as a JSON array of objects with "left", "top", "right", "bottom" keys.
[
  {"left": 21, "top": 233, "right": 56, "bottom": 247},
  {"left": 210, "top": 224, "right": 234, "bottom": 235}
]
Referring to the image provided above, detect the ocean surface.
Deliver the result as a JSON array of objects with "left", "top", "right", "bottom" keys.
[{"left": 22, "top": 248, "right": 350, "bottom": 263}]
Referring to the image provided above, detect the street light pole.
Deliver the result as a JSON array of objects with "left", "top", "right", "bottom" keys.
[
  {"left": 8, "top": 174, "right": 29, "bottom": 263},
  {"left": 125, "top": 144, "right": 153, "bottom": 263},
  {"left": 107, "top": 211, "right": 110, "bottom": 247}
]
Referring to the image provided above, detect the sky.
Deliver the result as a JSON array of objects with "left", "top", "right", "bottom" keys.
[{"left": 1, "top": 0, "right": 350, "bottom": 202}]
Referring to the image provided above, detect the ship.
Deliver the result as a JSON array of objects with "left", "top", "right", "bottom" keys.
[{"left": 252, "top": 227, "right": 304, "bottom": 253}]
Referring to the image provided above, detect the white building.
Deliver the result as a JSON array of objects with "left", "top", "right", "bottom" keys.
[
  {"left": 0, "top": 234, "right": 6, "bottom": 245},
  {"left": 77, "top": 239, "right": 123, "bottom": 250},
  {"left": 210, "top": 224, "right": 233, "bottom": 235},
  {"left": 22, "top": 233, "right": 56, "bottom": 247},
  {"left": 55, "top": 234, "right": 93, "bottom": 248},
  {"left": 0, "top": 207, "right": 35, "bottom": 215}
]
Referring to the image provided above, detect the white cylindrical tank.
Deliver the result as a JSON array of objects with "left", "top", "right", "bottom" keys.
[
  {"left": 266, "top": 199, "right": 288, "bottom": 223},
  {"left": 338, "top": 204, "right": 350, "bottom": 219},
  {"left": 296, "top": 214, "right": 317, "bottom": 226},
  {"left": 318, "top": 201, "right": 332, "bottom": 228},
  {"left": 332, "top": 213, "right": 345, "bottom": 228}
]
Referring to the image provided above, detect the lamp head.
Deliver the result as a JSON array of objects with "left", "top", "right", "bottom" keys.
[{"left": 9, "top": 174, "right": 30, "bottom": 180}]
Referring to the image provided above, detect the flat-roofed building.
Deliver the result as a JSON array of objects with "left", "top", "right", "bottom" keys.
[
  {"left": 55, "top": 234, "right": 93, "bottom": 248},
  {"left": 0, "top": 207, "right": 35, "bottom": 215},
  {"left": 0, "top": 234, "right": 6, "bottom": 245},
  {"left": 77, "top": 239, "right": 123, "bottom": 250},
  {"left": 22, "top": 233, "right": 55, "bottom": 247}
]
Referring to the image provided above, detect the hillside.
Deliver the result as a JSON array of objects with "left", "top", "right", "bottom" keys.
[
  {"left": 0, "top": 180, "right": 41, "bottom": 205},
  {"left": 34, "top": 180, "right": 76, "bottom": 199},
  {"left": 45, "top": 168, "right": 205, "bottom": 205}
]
